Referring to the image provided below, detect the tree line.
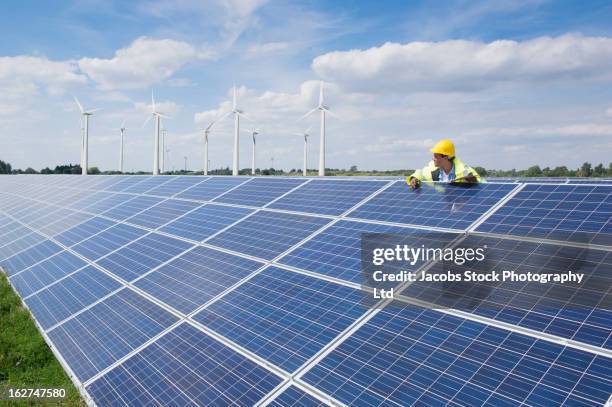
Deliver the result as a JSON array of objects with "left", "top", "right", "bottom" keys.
[{"left": 1, "top": 159, "right": 611, "bottom": 178}]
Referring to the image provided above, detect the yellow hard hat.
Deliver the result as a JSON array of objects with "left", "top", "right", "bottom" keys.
[{"left": 430, "top": 139, "right": 455, "bottom": 157}]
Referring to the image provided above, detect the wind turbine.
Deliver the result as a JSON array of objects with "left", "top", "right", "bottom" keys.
[
  {"left": 292, "top": 125, "right": 312, "bottom": 176},
  {"left": 161, "top": 124, "right": 167, "bottom": 174},
  {"left": 217, "top": 85, "right": 252, "bottom": 176},
  {"left": 299, "top": 81, "right": 336, "bottom": 176},
  {"left": 143, "top": 91, "right": 170, "bottom": 175},
  {"left": 73, "top": 96, "right": 101, "bottom": 175},
  {"left": 242, "top": 128, "right": 260, "bottom": 175},
  {"left": 202, "top": 120, "right": 220, "bottom": 176},
  {"left": 114, "top": 120, "right": 127, "bottom": 173}
]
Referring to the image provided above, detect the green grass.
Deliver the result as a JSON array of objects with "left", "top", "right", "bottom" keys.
[{"left": 0, "top": 271, "right": 83, "bottom": 406}]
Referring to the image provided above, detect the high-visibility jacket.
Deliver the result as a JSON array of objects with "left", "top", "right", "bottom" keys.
[{"left": 407, "top": 157, "right": 482, "bottom": 184}]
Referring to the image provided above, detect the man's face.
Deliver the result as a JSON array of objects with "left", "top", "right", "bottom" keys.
[{"left": 432, "top": 153, "right": 446, "bottom": 167}]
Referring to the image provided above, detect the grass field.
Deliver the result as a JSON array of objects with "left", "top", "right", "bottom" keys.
[{"left": 0, "top": 270, "right": 83, "bottom": 406}]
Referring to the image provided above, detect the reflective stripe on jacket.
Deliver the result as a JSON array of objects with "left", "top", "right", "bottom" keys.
[{"left": 406, "top": 157, "right": 482, "bottom": 184}]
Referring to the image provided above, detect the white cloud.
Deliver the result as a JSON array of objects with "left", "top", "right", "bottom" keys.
[
  {"left": 78, "top": 37, "right": 211, "bottom": 90},
  {"left": 606, "top": 107, "right": 612, "bottom": 117},
  {"left": 312, "top": 34, "right": 612, "bottom": 93},
  {"left": 0, "top": 56, "right": 87, "bottom": 116},
  {"left": 246, "top": 41, "right": 289, "bottom": 58}
]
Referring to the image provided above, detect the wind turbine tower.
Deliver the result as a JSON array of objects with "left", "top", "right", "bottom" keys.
[
  {"left": 73, "top": 96, "right": 101, "bottom": 175},
  {"left": 300, "top": 81, "right": 335, "bottom": 176}
]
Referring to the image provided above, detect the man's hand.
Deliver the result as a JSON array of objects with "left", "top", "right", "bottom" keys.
[{"left": 409, "top": 177, "right": 420, "bottom": 189}]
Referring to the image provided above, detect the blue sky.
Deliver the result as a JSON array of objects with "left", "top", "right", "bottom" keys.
[{"left": 1, "top": 0, "right": 612, "bottom": 172}]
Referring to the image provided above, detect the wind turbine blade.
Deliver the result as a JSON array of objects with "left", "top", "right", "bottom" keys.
[
  {"left": 157, "top": 113, "right": 172, "bottom": 119},
  {"left": 216, "top": 111, "right": 232, "bottom": 124},
  {"left": 323, "top": 107, "right": 339, "bottom": 119},
  {"left": 121, "top": 119, "right": 127, "bottom": 128},
  {"left": 151, "top": 90, "right": 156, "bottom": 112},
  {"left": 299, "top": 107, "right": 318, "bottom": 121},
  {"left": 85, "top": 108, "right": 103, "bottom": 114},
  {"left": 232, "top": 85, "right": 237, "bottom": 110},
  {"left": 142, "top": 114, "right": 152, "bottom": 128},
  {"left": 237, "top": 112, "right": 253, "bottom": 122},
  {"left": 305, "top": 125, "right": 313, "bottom": 134},
  {"left": 291, "top": 133, "right": 303, "bottom": 136},
  {"left": 319, "top": 81, "right": 324, "bottom": 106},
  {"left": 73, "top": 96, "right": 84, "bottom": 114}
]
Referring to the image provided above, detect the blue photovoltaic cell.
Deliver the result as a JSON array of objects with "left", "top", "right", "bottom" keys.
[
  {"left": 120, "top": 176, "right": 174, "bottom": 194},
  {"left": 54, "top": 217, "right": 116, "bottom": 247},
  {"left": 81, "top": 193, "right": 134, "bottom": 214},
  {"left": 103, "top": 176, "right": 150, "bottom": 192},
  {"left": 0, "top": 231, "right": 46, "bottom": 261},
  {"left": 348, "top": 181, "right": 516, "bottom": 230},
  {"left": 135, "top": 246, "right": 263, "bottom": 314},
  {"left": 101, "top": 195, "right": 164, "bottom": 221},
  {"left": 126, "top": 199, "right": 202, "bottom": 229},
  {"left": 269, "top": 386, "right": 326, "bottom": 407},
  {"left": 159, "top": 204, "right": 253, "bottom": 242},
  {"left": 47, "top": 288, "right": 178, "bottom": 382},
  {"left": 567, "top": 179, "right": 612, "bottom": 184},
  {"left": 1, "top": 239, "right": 63, "bottom": 276},
  {"left": 25, "top": 266, "right": 123, "bottom": 330},
  {"left": 268, "top": 179, "right": 389, "bottom": 216},
  {"left": 86, "top": 322, "right": 283, "bottom": 406},
  {"left": 214, "top": 178, "right": 306, "bottom": 207},
  {"left": 302, "top": 304, "right": 612, "bottom": 407},
  {"left": 69, "top": 191, "right": 117, "bottom": 210},
  {"left": 144, "top": 176, "right": 208, "bottom": 197},
  {"left": 208, "top": 210, "right": 331, "bottom": 260},
  {"left": 476, "top": 184, "right": 612, "bottom": 245},
  {"left": 72, "top": 223, "right": 148, "bottom": 261},
  {"left": 401, "top": 235, "right": 612, "bottom": 349},
  {"left": 279, "top": 220, "right": 457, "bottom": 284},
  {"left": 193, "top": 266, "right": 369, "bottom": 372},
  {"left": 96, "top": 233, "right": 193, "bottom": 282},
  {"left": 40, "top": 211, "right": 94, "bottom": 236},
  {"left": 175, "top": 177, "right": 247, "bottom": 201},
  {"left": 10, "top": 251, "right": 87, "bottom": 298}
]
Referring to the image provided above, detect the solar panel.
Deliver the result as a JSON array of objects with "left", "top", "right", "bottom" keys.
[
  {"left": 279, "top": 220, "right": 458, "bottom": 284},
  {"left": 175, "top": 177, "right": 248, "bottom": 201},
  {"left": 71, "top": 223, "right": 148, "bottom": 261},
  {"left": 300, "top": 303, "right": 612, "bottom": 406},
  {"left": 95, "top": 233, "right": 193, "bottom": 282},
  {"left": 125, "top": 199, "right": 202, "bottom": 229},
  {"left": 85, "top": 322, "right": 283, "bottom": 406},
  {"left": 120, "top": 175, "right": 175, "bottom": 194},
  {"left": 267, "top": 179, "right": 389, "bottom": 216},
  {"left": 144, "top": 175, "right": 208, "bottom": 197},
  {"left": 193, "top": 266, "right": 370, "bottom": 372},
  {"left": 1, "top": 239, "right": 63, "bottom": 276},
  {"left": 159, "top": 203, "right": 253, "bottom": 242},
  {"left": 207, "top": 210, "right": 331, "bottom": 260},
  {"left": 401, "top": 235, "right": 612, "bottom": 348},
  {"left": 47, "top": 288, "right": 178, "bottom": 382},
  {"left": 476, "top": 184, "right": 612, "bottom": 245},
  {"left": 0, "top": 175, "right": 610, "bottom": 407},
  {"left": 214, "top": 178, "right": 306, "bottom": 207},
  {"left": 101, "top": 195, "right": 163, "bottom": 221},
  {"left": 10, "top": 250, "right": 87, "bottom": 297},
  {"left": 134, "top": 246, "right": 263, "bottom": 314},
  {"left": 103, "top": 176, "right": 150, "bottom": 192},
  {"left": 54, "top": 217, "right": 116, "bottom": 247},
  {"left": 348, "top": 181, "right": 517, "bottom": 230},
  {"left": 25, "top": 265, "right": 123, "bottom": 330}
]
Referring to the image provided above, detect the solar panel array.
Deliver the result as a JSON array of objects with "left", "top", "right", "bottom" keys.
[{"left": 0, "top": 174, "right": 610, "bottom": 407}]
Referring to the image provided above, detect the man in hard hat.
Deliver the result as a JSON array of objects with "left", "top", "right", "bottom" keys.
[{"left": 407, "top": 139, "right": 482, "bottom": 189}]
